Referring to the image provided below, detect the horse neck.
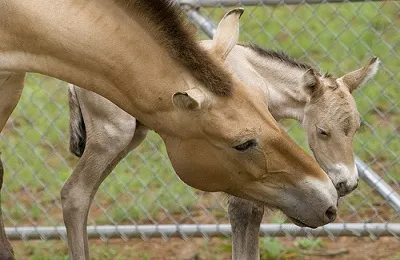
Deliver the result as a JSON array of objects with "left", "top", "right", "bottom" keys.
[
  {"left": 230, "top": 46, "right": 310, "bottom": 122},
  {"left": 0, "top": 0, "right": 189, "bottom": 133}
]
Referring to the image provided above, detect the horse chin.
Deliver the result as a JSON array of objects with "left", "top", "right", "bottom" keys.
[{"left": 287, "top": 216, "right": 318, "bottom": 229}]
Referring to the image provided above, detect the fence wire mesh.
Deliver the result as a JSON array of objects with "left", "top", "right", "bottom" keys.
[{"left": 0, "top": 0, "right": 399, "bottom": 258}]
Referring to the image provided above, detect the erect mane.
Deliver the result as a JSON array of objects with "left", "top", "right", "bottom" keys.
[
  {"left": 241, "top": 44, "right": 343, "bottom": 92},
  {"left": 241, "top": 43, "right": 313, "bottom": 71},
  {"left": 116, "top": 0, "right": 232, "bottom": 96},
  {"left": 242, "top": 43, "right": 339, "bottom": 80}
]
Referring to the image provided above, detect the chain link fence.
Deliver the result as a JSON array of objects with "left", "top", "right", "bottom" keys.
[{"left": 0, "top": 0, "right": 399, "bottom": 257}]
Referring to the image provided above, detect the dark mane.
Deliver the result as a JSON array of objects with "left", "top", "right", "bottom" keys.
[
  {"left": 241, "top": 43, "right": 313, "bottom": 71},
  {"left": 116, "top": 0, "right": 232, "bottom": 96}
]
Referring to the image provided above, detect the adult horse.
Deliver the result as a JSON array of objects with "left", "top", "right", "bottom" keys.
[
  {"left": 0, "top": 1, "right": 337, "bottom": 259},
  {"left": 67, "top": 15, "right": 379, "bottom": 260}
]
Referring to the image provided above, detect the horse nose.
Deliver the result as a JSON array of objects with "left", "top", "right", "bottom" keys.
[
  {"left": 336, "top": 180, "right": 359, "bottom": 197},
  {"left": 351, "top": 181, "right": 359, "bottom": 191},
  {"left": 324, "top": 206, "right": 337, "bottom": 223}
]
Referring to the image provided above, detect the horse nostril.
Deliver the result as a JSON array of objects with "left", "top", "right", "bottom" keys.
[
  {"left": 325, "top": 206, "right": 337, "bottom": 222},
  {"left": 336, "top": 181, "right": 359, "bottom": 197},
  {"left": 336, "top": 181, "right": 347, "bottom": 197}
]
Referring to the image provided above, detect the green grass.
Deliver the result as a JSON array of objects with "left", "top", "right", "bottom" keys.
[
  {"left": 13, "top": 239, "right": 232, "bottom": 260},
  {"left": 260, "top": 238, "right": 293, "bottom": 259},
  {"left": 258, "top": 237, "right": 325, "bottom": 259},
  {"left": 14, "top": 240, "right": 144, "bottom": 260},
  {"left": 0, "top": 1, "right": 398, "bottom": 257}
]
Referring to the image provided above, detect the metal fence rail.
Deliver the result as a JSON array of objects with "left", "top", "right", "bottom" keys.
[
  {"left": 0, "top": 0, "right": 398, "bottom": 247},
  {"left": 5, "top": 223, "right": 400, "bottom": 240}
]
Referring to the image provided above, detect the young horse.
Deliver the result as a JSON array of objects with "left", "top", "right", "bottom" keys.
[
  {"left": 223, "top": 43, "right": 379, "bottom": 259},
  {"left": 68, "top": 26, "right": 379, "bottom": 260},
  {"left": 0, "top": 2, "right": 338, "bottom": 259}
]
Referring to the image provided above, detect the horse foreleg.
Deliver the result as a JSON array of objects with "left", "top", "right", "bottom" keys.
[
  {"left": 0, "top": 72, "right": 25, "bottom": 260},
  {"left": 228, "top": 196, "right": 264, "bottom": 260}
]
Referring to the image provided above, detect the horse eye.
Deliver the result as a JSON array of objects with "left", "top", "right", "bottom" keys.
[
  {"left": 316, "top": 126, "right": 330, "bottom": 137},
  {"left": 234, "top": 139, "right": 257, "bottom": 152}
]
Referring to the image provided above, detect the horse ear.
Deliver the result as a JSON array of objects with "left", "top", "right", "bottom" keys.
[
  {"left": 340, "top": 57, "right": 380, "bottom": 93},
  {"left": 172, "top": 88, "right": 210, "bottom": 110},
  {"left": 302, "top": 69, "right": 322, "bottom": 98},
  {"left": 211, "top": 8, "right": 244, "bottom": 61}
]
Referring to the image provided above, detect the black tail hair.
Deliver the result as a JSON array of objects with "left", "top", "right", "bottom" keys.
[{"left": 68, "top": 85, "right": 86, "bottom": 157}]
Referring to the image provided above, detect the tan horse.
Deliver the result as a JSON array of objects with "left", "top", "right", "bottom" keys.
[
  {"left": 67, "top": 32, "right": 379, "bottom": 260},
  {"left": 223, "top": 44, "right": 379, "bottom": 259},
  {"left": 0, "top": 1, "right": 337, "bottom": 258}
]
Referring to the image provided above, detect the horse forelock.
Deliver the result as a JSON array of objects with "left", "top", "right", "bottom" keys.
[{"left": 116, "top": 0, "right": 233, "bottom": 96}]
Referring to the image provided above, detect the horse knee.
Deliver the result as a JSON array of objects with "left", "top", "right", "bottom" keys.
[{"left": 61, "top": 184, "right": 90, "bottom": 218}]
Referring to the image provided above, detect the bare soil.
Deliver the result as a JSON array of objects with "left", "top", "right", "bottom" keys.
[{"left": 12, "top": 236, "right": 399, "bottom": 260}]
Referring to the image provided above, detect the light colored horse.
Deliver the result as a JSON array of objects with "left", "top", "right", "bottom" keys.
[
  {"left": 67, "top": 24, "right": 379, "bottom": 260},
  {"left": 224, "top": 44, "right": 379, "bottom": 259},
  {"left": 0, "top": 1, "right": 338, "bottom": 259},
  {"left": 0, "top": 0, "right": 337, "bottom": 221},
  {"left": 70, "top": 29, "right": 379, "bottom": 260}
]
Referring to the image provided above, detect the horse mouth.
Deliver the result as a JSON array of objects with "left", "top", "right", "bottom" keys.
[{"left": 287, "top": 216, "right": 318, "bottom": 229}]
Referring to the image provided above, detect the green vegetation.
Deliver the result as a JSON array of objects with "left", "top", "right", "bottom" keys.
[
  {"left": 294, "top": 238, "right": 324, "bottom": 251},
  {"left": 259, "top": 237, "right": 324, "bottom": 259},
  {"left": 0, "top": 1, "right": 398, "bottom": 258},
  {"left": 260, "top": 238, "right": 292, "bottom": 259},
  {"left": 13, "top": 239, "right": 231, "bottom": 260}
]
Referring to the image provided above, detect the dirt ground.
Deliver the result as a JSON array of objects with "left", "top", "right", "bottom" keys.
[
  {"left": 13, "top": 235, "right": 399, "bottom": 260},
  {"left": 87, "top": 236, "right": 400, "bottom": 260},
  {"left": 93, "top": 237, "right": 399, "bottom": 260}
]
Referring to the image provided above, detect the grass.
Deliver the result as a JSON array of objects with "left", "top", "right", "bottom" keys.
[
  {"left": 13, "top": 238, "right": 232, "bottom": 260},
  {"left": 14, "top": 240, "right": 146, "bottom": 260},
  {"left": 0, "top": 1, "right": 398, "bottom": 258},
  {"left": 259, "top": 237, "right": 325, "bottom": 259},
  {"left": 12, "top": 236, "right": 398, "bottom": 260}
]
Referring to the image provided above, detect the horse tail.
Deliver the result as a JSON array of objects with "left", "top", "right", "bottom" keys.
[{"left": 68, "top": 84, "right": 86, "bottom": 157}]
